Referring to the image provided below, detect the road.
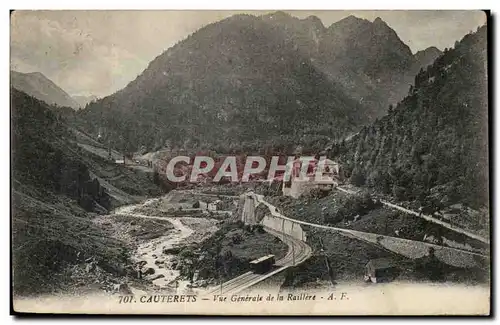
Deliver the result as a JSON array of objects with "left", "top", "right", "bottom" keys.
[
  {"left": 116, "top": 188, "right": 488, "bottom": 296},
  {"left": 252, "top": 192, "right": 487, "bottom": 257},
  {"left": 337, "top": 187, "right": 489, "bottom": 244},
  {"left": 380, "top": 199, "right": 489, "bottom": 243},
  {"left": 184, "top": 190, "right": 239, "bottom": 199},
  {"left": 203, "top": 189, "right": 488, "bottom": 296}
]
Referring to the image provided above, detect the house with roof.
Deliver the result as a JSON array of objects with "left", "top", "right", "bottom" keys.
[
  {"left": 208, "top": 199, "right": 224, "bottom": 211},
  {"left": 282, "top": 157, "right": 343, "bottom": 198},
  {"left": 364, "top": 258, "right": 400, "bottom": 283}
]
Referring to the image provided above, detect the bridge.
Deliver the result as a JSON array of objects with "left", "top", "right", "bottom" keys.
[
  {"left": 251, "top": 192, "right": 487, "bottom": 266},
  {"left": 202, "top": 185, "right": 489, "bottom": 295},
  {"left": 204, "top": 190, "right": 488, "bottom": 296}
]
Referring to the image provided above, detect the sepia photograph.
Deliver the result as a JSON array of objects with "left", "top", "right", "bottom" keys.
[{"left": 10, "top": 9, "right": 490, "bottom": 316}]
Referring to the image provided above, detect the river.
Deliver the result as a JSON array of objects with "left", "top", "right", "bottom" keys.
[{"left": 112, "top": 196, "right": 219, "bottom": 294}]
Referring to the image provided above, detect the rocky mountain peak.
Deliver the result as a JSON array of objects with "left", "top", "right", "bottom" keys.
[
  {"left": 329, "top": 15, "right": 371, "bottom": 30},
  {"left": 373, "top": 16, "right": 386, "bottom": 25},
  {"left": 414, "top": 46, "right": 443, "bottom": 70},
  {"left": 303, "top": 15, "right": 325, "bottom": 30},
  {"left": 415, "top": 46, "right": 443, "bottom": 58}
]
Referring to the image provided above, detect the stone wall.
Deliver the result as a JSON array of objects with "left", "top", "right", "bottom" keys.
[
  {"left": 239, "top": 194, "right": 306, "bottom": 242},
  {"left": 260, "top": 214, "right": 307, "bottom": 242}
]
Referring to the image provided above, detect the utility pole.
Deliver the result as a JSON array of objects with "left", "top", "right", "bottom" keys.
[
  {"left": 215, "top": 245, "right": 223, "bottom": 295},
  {"left": 108, "top": 138, "right": 112, "bottom": 161},
  {"left": 282, "top": 219, "right": 285, "bottom": 241},
  {"left": 319, "top": 237, "right": 336, "bottom": 287},
  {"left": 219, "top": 270, "right": 222, "bottom": 295}
]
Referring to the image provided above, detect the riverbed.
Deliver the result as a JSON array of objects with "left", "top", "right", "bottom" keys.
[{"left": 112, "top": 196, "right": 219, "bottom": 294}]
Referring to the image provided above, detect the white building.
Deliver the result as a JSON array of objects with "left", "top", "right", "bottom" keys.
[
  {"left": 208, "top": 199, "right": 223, "bottom": 211},
  {"left": 282, "top": 157, "right": 342, "bottom": 198}
]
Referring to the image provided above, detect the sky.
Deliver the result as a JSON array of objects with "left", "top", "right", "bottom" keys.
[{"left": 10, "top": 10, "right": 487, "bottom": 97}]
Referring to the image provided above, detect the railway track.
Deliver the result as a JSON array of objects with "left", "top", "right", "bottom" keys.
[
  {"left": 195, "top": 189, "right": 488, "bottom": 298},
  {"left": 203, "top": 226, "right": 312, "bottom": 296}
]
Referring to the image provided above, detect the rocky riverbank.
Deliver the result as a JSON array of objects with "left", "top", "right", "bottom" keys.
[{"left": 58, "top": 196, "right": 220, "bottom": 296}]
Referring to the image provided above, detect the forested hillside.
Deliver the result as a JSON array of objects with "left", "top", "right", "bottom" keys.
[
  {"left": 11, "top": 71, "right": 80, "bottom": 109},
  {"left": 11, "top": 89, "right": 161, "bottom": 294},
  {"left": 77, "top": 13, "right": 441, "bottom": 154},
  {"left": 331, "top": 25, "right": 488, "bottom": 210},
  {"left": 12, "top": 88, "right": 111, "bottom": 211},
  {"left": 78, "top": 13, "right": 369, "bottom": 154}
]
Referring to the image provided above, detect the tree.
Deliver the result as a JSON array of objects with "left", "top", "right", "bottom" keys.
[{"left": 350, "top": 167, "right": 366, "bottom": 186}]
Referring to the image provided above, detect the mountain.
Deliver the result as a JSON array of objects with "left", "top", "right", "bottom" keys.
[
  {"left": 12, "top": 88, "right": 113, "bottom": 293},
  {"left": 78, "top": 13, "right": 447, "bottom": 154},
  {"left": 260, "top": 13, "right": 439, "bottom": 120},
  {"left": 315, "top": 15, "right": 434, "bottom": 118},
  {"left": 78, "top": 13, "right": 372, "bottom": 153},
  {"left": 11, "top": 88, "right": 111, "bottom": 213},
  {"left": 320, "top": 15, "right": 414, "bottom": 78},
  {"left": 73, "top": 95, "right": 98, "bottom": 108},
  {"left": 11, "top": 88, "right": 164, "bottom": 294},
  {"left": 330, "top": 25, "right": 488, "bottom": 210},
  {"left": 11, "top": 71, "right": 79, "bottom": 109},
  {"left": 414, "top": 46, "right": 443, "bottom": 71}
]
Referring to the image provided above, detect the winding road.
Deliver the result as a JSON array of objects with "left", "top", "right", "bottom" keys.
[
  {"left": 112, "top": 188, "right": 489, "bottom": 297},
  {"left": 206, "top": 187, "right": 490, "bottom": 295},
  {"left": 336, "top": 187, "right": 489, "bottom": 244},
  {"left": 113, "top": 194, "right": 311, "bottom": 295}
]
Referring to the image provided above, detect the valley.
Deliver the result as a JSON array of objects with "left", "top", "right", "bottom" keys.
[{"left": 10, "top": 11, "right": 489, "bottom": 310}]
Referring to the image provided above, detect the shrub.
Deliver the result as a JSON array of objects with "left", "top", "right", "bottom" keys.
[
  {"left": 392, "top": 185, "right": 407, "bottom": 201},
  {"left": 350, "top": 168, "right": 366, "bottom": 186},
  {"left": 324, "top": 191, "right": 381, "bottom": 224},
  {"left": 231, "top": 233, "right": 243, "bottom": 244},
  {"left": 254, "top": 224, "right": 265, "bottom": 234},
  {"left": 306, "top": 187, "right": 329, "bottom": 199}
]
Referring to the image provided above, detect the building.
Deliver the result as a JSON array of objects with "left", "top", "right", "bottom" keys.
[
  {"left": 196, "top": 200, "right": 208, "bottom": 210},
  {"left": 364, "top": 258, "right": 400, "bottom": 283},
  {"left": 208, "top": 199, "right": 223, "bottom": 211},
  {"left": 282, "top": 157, "right": 342, "bottom": 198}
]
